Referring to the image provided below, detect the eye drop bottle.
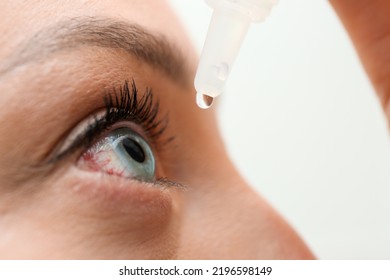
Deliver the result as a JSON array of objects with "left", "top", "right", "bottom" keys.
[{"left": 194, "top": 0, "right": 277, "bottom": 109}]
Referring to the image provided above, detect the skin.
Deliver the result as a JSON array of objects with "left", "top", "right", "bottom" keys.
[
  {"left": 0, "top": 0, "right": 387, "bottom": 259},
  {"left": 0, "top": 0, "right": 314, "bottom": 259},
  {"left": 329, "top": 0, "right": 390, "bottom": 123}
]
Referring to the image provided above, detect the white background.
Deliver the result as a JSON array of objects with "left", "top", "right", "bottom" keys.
[{"left": 168, "top": 0, "right": 390, "bottom": 259}]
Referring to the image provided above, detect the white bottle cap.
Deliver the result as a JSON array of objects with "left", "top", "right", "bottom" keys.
[{"left": 194, "top": 0, "right": 277, "bottom": 109}]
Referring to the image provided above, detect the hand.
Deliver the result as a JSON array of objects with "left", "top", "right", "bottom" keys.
[{"left": 330, "top": 0, "right": 390, "bottom": 123}]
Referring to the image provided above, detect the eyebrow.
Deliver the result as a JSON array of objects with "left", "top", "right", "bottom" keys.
[{"left": 0, "top": 17, "right": 190, "bottom": 85}]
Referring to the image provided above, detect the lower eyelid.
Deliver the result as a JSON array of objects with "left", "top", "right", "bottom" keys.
[
  {"left": 77, "top": 150, "right": 184, "bottom": 189},
  {"left": 62, "top": 166, "right": 174, "bottom": 215}
]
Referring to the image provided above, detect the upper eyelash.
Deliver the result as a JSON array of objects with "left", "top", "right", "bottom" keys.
[
  {"left": 85, "top": 79, "right": 168, "bottom": 145},
  {"left": 51, "top": 79, "right": 170, "bottom": 162}
]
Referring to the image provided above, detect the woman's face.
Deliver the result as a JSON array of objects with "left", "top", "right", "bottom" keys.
[{"left": 0, "top": 0, "right": 313, "bottom": 259}]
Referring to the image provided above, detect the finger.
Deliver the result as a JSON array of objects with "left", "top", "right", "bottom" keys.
[{"left": 330, "top": 0, "right": 390, "bottom": 122}]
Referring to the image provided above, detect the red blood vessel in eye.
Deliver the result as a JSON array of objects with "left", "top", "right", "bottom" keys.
[{"left": 80, "top": 150, "right": 125, "bottom": 177}]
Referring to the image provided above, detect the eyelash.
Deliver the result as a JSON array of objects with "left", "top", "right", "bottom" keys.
[
  {"left": 53, "top": 79, "right": 171, "bottom": 162},
  {"left": 45, "top": 79, "right": 185, "bottom": 190},
  {"left": 88, "top": 79, "right": 168, "bottom": 146}
]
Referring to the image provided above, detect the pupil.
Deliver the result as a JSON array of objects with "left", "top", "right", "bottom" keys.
[{"left": 122, "top": 137, "right": 146, "bottom": 163}]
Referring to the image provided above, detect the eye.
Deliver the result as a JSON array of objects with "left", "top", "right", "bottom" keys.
[{"left": 79, "top": 126, "right": 155, "bottom": 180}]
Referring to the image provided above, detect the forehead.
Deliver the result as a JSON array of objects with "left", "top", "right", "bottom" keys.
[{"left": 0, "top": 0, "right": 197, "bottom": 69}]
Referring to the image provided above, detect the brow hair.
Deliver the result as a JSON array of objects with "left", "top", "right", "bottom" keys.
[{"left": 0, "top": 17, "right": 190, "bottom": 85}]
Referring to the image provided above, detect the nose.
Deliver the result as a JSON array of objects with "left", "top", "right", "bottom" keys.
[{"left": 178, "top": 157, "right": 314, "bottom": 259}]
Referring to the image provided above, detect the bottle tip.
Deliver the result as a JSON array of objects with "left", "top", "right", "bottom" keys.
[{"left": 196, "top": 92, "right": 214, "bottom": 109}]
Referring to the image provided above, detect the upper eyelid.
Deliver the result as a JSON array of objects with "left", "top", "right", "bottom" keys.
[
  {"left": 53, "top": 118, "right": 154, "bottom": 162},
  {"left": 47, "top": 109, "right": 111, "bottom": 162},
  {"left": 46, "top": 80, "right": 171, "bottom": 164}
]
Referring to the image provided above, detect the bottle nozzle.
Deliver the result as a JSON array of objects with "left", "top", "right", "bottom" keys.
[{"left": 194, "top": 0, "right": 277, "bottom": 109}]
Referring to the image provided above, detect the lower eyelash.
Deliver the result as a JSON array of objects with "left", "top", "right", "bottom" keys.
[{"left": 151, "top": 177, "right": 187, "bottom": 190}]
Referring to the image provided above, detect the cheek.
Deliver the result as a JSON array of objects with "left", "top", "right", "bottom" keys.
[
  {"left": 55, "top": 166, "right": 174, "bottom": 231},
  {"left": 2, "top": 166, "right": 181, "bottom": 258}
]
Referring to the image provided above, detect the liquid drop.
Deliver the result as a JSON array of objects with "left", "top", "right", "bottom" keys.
[{"left": 196, "top": 92, "right": 214, "bottom": 109}]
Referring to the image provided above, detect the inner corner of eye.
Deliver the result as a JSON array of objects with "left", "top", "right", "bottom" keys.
[{"left": 78, "top": 128, "right": 156, "bottom": 181}]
